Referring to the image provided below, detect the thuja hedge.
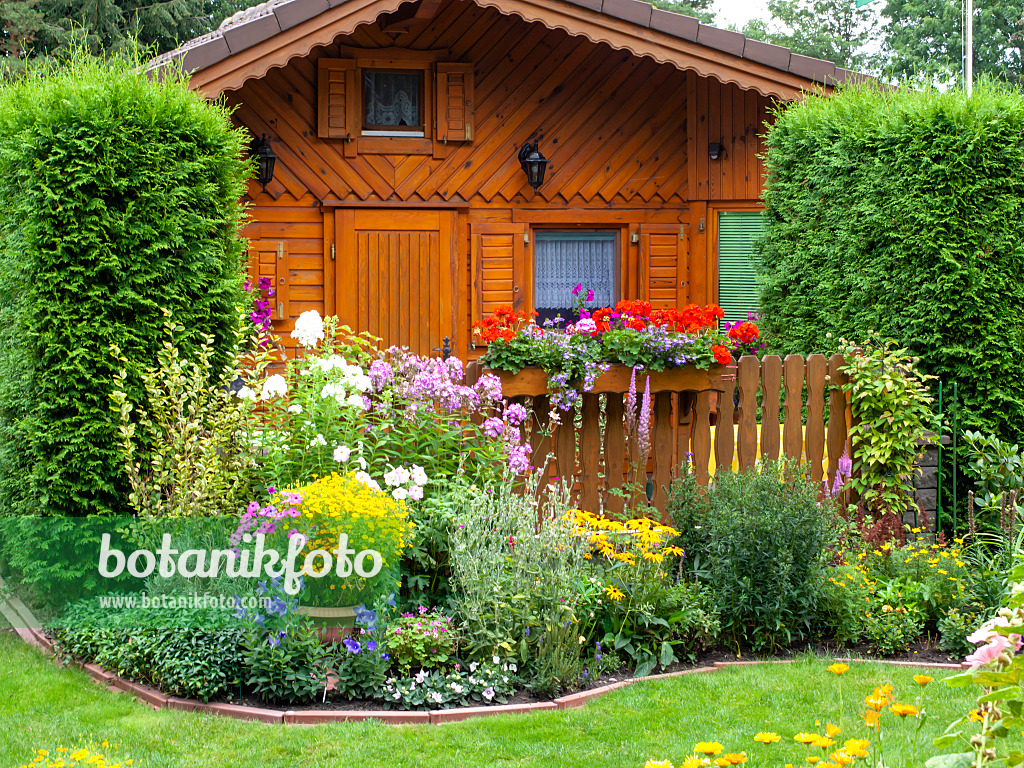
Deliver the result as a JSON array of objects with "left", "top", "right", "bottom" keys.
[
  {"left": 0, "top": 55, "right": 249, "bottom": 519},
  {"left": 757, "top": 82, "right": 1024, "bottom": 445}
]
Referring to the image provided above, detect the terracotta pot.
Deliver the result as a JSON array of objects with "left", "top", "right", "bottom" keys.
[{"left": 295, "top": 604, "right": 357, "bottom": 643}]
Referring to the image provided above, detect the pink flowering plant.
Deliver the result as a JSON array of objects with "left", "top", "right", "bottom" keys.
[
  {"left": 931, "top": 563, "right": 1024, "bottom": 768},
  {"left": 237, "top": 297, "right": 534, "bottom": 491},
  {"left": 386, "top": 607, "right": 459, "bottom": 672}
]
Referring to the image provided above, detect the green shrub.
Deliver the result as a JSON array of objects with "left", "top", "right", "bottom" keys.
[
  {"left": 757, "top": 82, "right": 1024, "bottom": 454},
  {"left": 385, "top": 611, "right": 459, "bottom": 672},
  {"left": 861, "top": 602, "right": 924, "bottom": 656},
  {"left": 0, "top": 53, "right": 248, "bottom": 520},
  {"left": 668, "top": 461, "right": 839, "bottom": 652},
  {"left": 49, "top": 597, "right": 246, "bottom": 702}
]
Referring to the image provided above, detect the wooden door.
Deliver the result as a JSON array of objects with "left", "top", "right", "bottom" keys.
[
  {"left": 335, "top": 209, "right": 461, "bottom": 358},
  {"left": 639, "top": 223, "right": 689, "bottom": 309}
]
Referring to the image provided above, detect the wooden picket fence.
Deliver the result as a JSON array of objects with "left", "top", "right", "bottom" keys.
[{"left": 465, "top": 354, "right": 850, "bottom": 518}]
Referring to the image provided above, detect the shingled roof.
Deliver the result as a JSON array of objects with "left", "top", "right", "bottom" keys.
[{"left": 154, "top": 0, "right": 858, "bottom": 97}]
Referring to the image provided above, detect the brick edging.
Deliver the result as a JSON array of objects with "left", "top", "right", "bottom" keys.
[{"left": 13, "top": 627, "right": 967, "bottom": 725}]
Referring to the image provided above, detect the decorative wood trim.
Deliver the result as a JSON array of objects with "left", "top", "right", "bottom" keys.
[
  {"left": 188, "top": 0, "right": 828, "bottom": 99},
  {"left": 338, "top": 45, "right": 450, "bottom": 61}
]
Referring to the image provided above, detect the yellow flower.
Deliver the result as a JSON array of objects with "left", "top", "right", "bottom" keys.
[
  {"left": 812, "top": 737, "right": 835, "bottom": 750},
  {"left": 913, "top": 674, "right": 933, "bottom": 687},
  {"left": 644, "top": 761, "right": 675, "bottom": 768},
  {"left": 694, "top": 742, "right": 724, "bottom": 756},
  {"left": 715, "top": 759, "right": 730, "bottom": 767},
  {"left": 843, "top": 739, "right": 869, "bottom": 758},
  {"left": 604, "top": 585, "right": 626, "bottom": 601},
  {"left": 969, "top": 709, "right": 985, "bottom": 722},
  {"left": 863, "top": 709, "right": 881, "bottom": 727},
  {"left": 826, "top": 723, "right": 841, "bottom": 737},
  {"left": 889, "top": 703, "right": 920, "bottom": 718},
  {"left": 723, "top": 753, "right": 748, "bottom": 764},
  {"left": 827, "top": 663, "right": 849, "bottom": 676},
  {"left": 829, "top": 751, "right": 855, "bottom": 767},
  {"left": 807, "top": 758, "right": 819, "bottom": 764},
  {"left": 794, "top": 733, "right": 819, "bottom": 745},
  {"left": 680, "top": 758, "right": 707, "bottom": 768},
  {"left": 754, "top": 732, "right": 781, "bottom": 744}
]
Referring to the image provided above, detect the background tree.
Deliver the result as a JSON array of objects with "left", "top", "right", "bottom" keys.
[
  {"left": 741, "top": 0, "right": 880, "bottom": 71},
  {"left": 882, "top": 0, "right": 1024, "bottom": 86},
  {"left": 650, "top": 0, "right": 716, "bottom": 24},
  {"left": 1, "top": 0, "right": 260, "bottom": 60}
]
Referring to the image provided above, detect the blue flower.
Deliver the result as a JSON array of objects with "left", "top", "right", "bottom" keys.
[
  {"left": 267, "top": 629, "right": 286, "bottom": 648},
  {"left": 268, "top": 596, "right": 288, "bottom": 616},
  {"left": 380, "top": 652, "right": 389, "bottom": 660},
  {"left": 367, "top": 640, "right": 378, "bottom": 652},
  {"left": 257, "top": 580, "right": 268, "bottom": 596},
  {"left": 386, "top": 593, "right": 397, "bottom": 608},
  {"left": 254, "top": 614, "right": 265, "bottom": 627},
  {"left": 343, "top": 638, "right": 361, "bottom": 654}
]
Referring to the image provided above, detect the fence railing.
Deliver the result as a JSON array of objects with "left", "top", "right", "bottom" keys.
[{"left": 465, "top": 354, "right": 850, "bottom": 518}]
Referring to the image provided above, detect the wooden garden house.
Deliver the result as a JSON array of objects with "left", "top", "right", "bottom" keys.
[{"left": 159, "top": 0, "right": 851, "bottom": 358}]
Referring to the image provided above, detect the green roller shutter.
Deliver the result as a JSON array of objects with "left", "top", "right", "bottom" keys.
[{"left": 717, "top": 210, "right": 764, "bottom": 325}]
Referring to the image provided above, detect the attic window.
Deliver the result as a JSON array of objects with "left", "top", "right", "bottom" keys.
[{"left": 363, "top": 70, "right": 424, "bottom": 136}]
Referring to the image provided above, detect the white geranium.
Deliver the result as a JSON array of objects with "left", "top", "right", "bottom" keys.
[
  {"left": 333, "top": 445, "right": 351, "bottom": 463},
  {"left": 259, "top": 374, "right": 287, "bottom": 400},
  {"left": 290, "top": 310, "right": 325, "bottom": 348}
]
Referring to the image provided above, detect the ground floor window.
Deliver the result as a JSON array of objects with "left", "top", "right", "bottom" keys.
[
  {"left": 533, "top": 230, "right": 617, "bottom": 324},
  {"left": 717, "top": 210, "right": 764, "bottom": 325}
]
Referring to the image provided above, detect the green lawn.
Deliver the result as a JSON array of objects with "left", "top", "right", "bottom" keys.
[{"left": 0, "top": 633, "right": 1005, "bottom": 768}]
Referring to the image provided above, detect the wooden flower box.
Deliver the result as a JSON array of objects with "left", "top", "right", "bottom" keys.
[{"left": 487, "top": 363, "right": 728, "bottom": 399}]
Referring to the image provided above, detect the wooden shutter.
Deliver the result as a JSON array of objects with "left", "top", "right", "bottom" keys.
[
  {"left": 436, "top": 63, "right": 474, "bottom": 143},
  {"left": 471, "top": 223, "right": 528, "bottom": 323},
  {"left": 717, "top": 211, "right": 764, "bottom": 323},
  {"left": 640, "top": 223, "right": 688, "bottom": 309},
  {"left": 317, "top": 60, "right": 358, "bottom": 144},
  {"left": 247, "top": 240, "right": 289, "bottom": 321}
]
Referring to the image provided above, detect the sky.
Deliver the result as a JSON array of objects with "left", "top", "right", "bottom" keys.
[{"left": 712, "top": 0, "right": 771, "bottom": 28}]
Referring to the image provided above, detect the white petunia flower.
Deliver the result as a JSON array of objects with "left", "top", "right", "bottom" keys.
[
  {"left": 260, "top": 374, "right": 287, "bottom": 400},
  {"left": 411, "top": 465, "right": 429, "bottom": 486},
  {"left": 333, "top": 445, "right": 351, "bottom": 463},
  {"left": 392, "top": 487, "right": 408, "bottom": 501},
  {"left": 290, "top": 310, "right": 325, "bottom": 349}
]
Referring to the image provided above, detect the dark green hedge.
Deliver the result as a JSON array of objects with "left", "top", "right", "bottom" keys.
[
  {"left": 757, "top": 82, "right": 1024, "bottom": 445},
  {"left": 0, "top": 56, "right": 249, "bottom": 517}
]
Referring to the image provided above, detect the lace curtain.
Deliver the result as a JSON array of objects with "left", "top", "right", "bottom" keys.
[
  {"left": 534, "top": 232, "right": 617, "bottom": 312},
  {"left": 364, "top": 72, "right": 420, "bottom": 127}
]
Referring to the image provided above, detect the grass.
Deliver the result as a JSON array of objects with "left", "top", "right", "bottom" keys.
[{"left": 0, "top": 632, "right": 1013, "bottom": 768}]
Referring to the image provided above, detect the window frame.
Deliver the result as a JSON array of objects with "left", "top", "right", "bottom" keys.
[
  {"left": 529, "top": 226, "right": 624, "bottom": 322},
  {"left": 361, "top": 67, "right": 426, "bottom": 136},
  {"left": 710, "top": 202, "right": 765, "bottom": 326}
]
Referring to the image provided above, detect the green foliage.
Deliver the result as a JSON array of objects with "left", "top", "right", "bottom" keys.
[
  {"left": 962, "top": 430, "right": 1024, "bottom": 516},
  {"left": 758, "top": 83, "right": 1024, "bottom": 462},
  {"left": 668, "top": 461, "right": 839, "bottom": 652},
  {"left": 882, "top": 0, "right": 1024, "bottom": 86},
  {"left": 817, "top": 562, "right": 875, "bottom": 644},
  {"left": 384, "top": 611, "right": 459, "bottom": 673},
  {"left": 861, "top": 602, "right": 925, "bottom": 655},
  {"left": 447, "top": 475, "right": 598, "bottom": 693},
  {"left": 242, "top": 623, "right": 330, "bottom": 704},
  {"left": 939, "top": 607, "right": 984, "bottom": 659},
  {"left": 740, "top": 0, "right": 880, "bottom": 71},
  {"left": 381, "top": 661, "right": 520, "bottom": 709},
  {"left": 49, "top": 596, "right": 245, "bottom": 701},
  {"left": 840, "top": 338, "right": 939, "bottom": 517},
  {"left": 649, "top": 0, "right": 716, "bottom": 24},
  {"left": 110, "top": 312, "right": 260, "bottom": 517},
  {"left": 0, "top": 53, "right": 248, "bottom": 520}
]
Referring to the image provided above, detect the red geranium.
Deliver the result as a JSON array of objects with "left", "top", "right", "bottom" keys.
[
  {"left": 728, "top": 321, "right": 760, "bottom": 345},
  {"left": 711, "top": 344, "right": 733, "bottom": 365}
]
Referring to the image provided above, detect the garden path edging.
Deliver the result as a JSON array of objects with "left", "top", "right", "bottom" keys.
[{"left": 7, "top": 622, "right": 969, "bottom": 726}]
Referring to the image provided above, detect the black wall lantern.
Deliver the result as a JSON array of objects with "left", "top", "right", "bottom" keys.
[
  {"left": 708, "top": 142, "right": 726, "bottom": 161},
  {"left": 518, "top": 141, "right": 549, "bottom": 191},
  {"left": 250, "top": 133, "right": 277, "bottom": 193}
]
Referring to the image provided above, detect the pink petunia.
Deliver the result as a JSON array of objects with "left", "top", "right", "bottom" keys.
[{"left": 965, "top": 634, "right": 1010, "bottom": 668}]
